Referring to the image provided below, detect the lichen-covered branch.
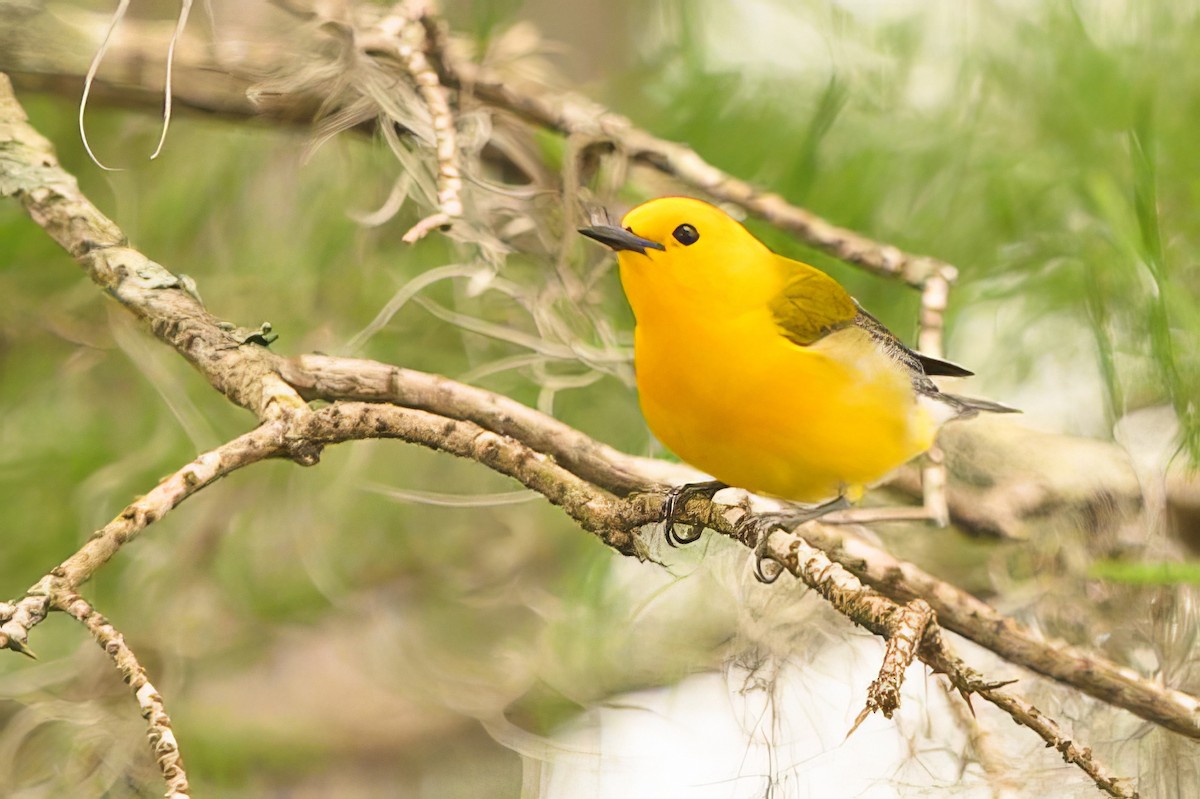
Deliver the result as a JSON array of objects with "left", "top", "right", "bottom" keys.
[
  {"left": 0, "top": 384, "right": 1143, "bottom": 797},
  {"left": 292, "top": 402, "right": 645, "bottom": 554},
  {"left": 281, "top": 354, "right": 654, "bottom": 493},
  {"left": 280, "top": 352, "right": 1200, "bottom": 744},
  {"left": 0, "top": 73, "right": 304, "bottom": 421},
  {"left": 289, "top": 401, "right": 1137, "bottom": 797}
]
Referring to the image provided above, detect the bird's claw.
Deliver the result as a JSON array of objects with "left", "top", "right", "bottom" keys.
[
  {"left": 741, "top": 496, "right": 853, "bottom": 584},
  {"left": 754, "top": 538, "right": 788, "bottom": 583},
  {"left": 663, "top": 497, "right": 703, "bottom": 547},
  {"left": 661, "top": 480, "right": 727, "bottom": 547},
  {"left": 740, "top": 513, "right": 790, "bottom": 584}
]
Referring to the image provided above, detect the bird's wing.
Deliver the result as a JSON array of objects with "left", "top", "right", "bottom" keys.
[
  {"left": 770, "top": 263, "right": 1018, "bottom": 416},
  {"left": 768, "top": 259, "right": 926, "bottom": 375},
  {"left": 770, "top": 259, "right": 941, "bottom": 390},
  {"left": 768, "top": 260, "right": 858, "bottom": 346}
]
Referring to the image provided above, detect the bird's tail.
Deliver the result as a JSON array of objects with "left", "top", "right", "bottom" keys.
[{"left": 940, "top": 393, "right": 1021, "bottom": 418}]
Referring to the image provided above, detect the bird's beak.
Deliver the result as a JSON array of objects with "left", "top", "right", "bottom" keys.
[{"left": 578, "top": 225, "right": 665, "bottom": 255}]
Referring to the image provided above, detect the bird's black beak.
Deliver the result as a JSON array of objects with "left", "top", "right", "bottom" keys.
[{"left": 578, "top": 225, "right": 665, "bottom": 255}]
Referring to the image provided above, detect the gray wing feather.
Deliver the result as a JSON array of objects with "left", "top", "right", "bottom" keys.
[
  {"left": 851, "top": 303, "right": 939, "bottom": 394},
  {"left": 852, "top": 302, "right": 1019, "bottom": 416}
]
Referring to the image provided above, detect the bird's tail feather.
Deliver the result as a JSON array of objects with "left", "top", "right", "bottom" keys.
[{"left": 941, "top": 393, "right": 1021, "bottom": 418}]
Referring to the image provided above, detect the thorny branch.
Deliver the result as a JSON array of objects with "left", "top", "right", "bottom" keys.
[
  {"left": 973, "top": 677, "right": 1141, "bottom": 799},
  {"left": 0, "top": 9, "right": 1183, "bottom": 792}
]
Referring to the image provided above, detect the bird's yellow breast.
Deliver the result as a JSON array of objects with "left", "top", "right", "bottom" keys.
[{"left": 622, "top": 261, "right": 933, "bottom": 503}]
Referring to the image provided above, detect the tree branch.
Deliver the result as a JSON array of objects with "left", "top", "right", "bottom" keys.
[
  {"left": 361, "top": 1, "right": 464, "bottom": 241},
  {"left": 1, "top": 6, "right": 950, "bottom": 286},
  {"left": 0, "top": 73, "right": 305, "bottom": 421},
  {"left": 0, "top": 418, "right": 296, "bottom": 795},
  {"left": 0, "top": 422, "right": 291, "bottom": 654},
  {"left": 0, "top": 48, "right": 1181, "bottom": 795},
  {"left": 281, "top": 353, "right": 1200, "bottom": 743},
  {"left": 250, "top": 400, "right": 1147, "bottom": 798}
]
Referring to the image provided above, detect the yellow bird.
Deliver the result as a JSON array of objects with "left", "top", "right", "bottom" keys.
[{"left": 580, "top": 197, "right": 1012, "bottom": 575}]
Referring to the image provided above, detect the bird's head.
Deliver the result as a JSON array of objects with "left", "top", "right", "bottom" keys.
[{"left": 579, "top": 196, "right": 777, "bottom": 318}]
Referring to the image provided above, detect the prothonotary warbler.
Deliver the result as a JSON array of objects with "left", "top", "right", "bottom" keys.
[{"left": 581, "top": 197, "right": 1014, "bottom": 577}]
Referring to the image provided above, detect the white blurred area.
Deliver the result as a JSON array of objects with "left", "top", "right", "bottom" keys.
[
  {"left": 508, "top": 663, "right": 991, "bottom": 799},
  {"left": 486, "top": 552, "right": 1111, "bottom": 799}
]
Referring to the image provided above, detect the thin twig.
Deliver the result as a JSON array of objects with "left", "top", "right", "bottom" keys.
[
  {"left": 962, "top": 658, "right": 1141, "bottom": 798},
  {"left": 0, "top": 422, "right": 291, "bottom": 654},
  {"left": 60, "top": 592, "right": 191, "bottom": 799},
  {"left": 0, "top": 421, "right": 297, "bottom": 798},
  {"left": 370, "top": 0, "right": 463, "bottom": 242},
  {"left": 919, "top": 271, "right": 953, "bottom": 524},
  {"left": 919, "top": 625, "right": 1139, "bottom": 798}
]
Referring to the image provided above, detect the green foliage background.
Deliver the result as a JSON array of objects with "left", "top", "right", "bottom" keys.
[{"left": 1, "top": 0, "right": 1197, "bottom": 796}]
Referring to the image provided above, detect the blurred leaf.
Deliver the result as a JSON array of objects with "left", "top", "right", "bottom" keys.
[{"left": 1090, "top": 559, "right": 1200, "bottom": 585}]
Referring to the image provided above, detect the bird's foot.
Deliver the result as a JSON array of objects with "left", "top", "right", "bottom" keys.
[
  {"left": 741, "top": 496, "right": 852, "bottom": 584},
  {"left": 661, "top": 480, "right": 728, "bottom": 547}
]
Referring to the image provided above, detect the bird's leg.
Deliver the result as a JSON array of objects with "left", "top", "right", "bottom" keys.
[
  {"left": 661, "top": 480, "right": 728, "bottom": 547},
  {"left": 741, "top": 495, "right": 852, "bottom": 584}
]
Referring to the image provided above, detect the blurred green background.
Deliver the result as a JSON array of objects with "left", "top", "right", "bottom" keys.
[{"left": 1, "top": 0, "right": 1198, "bottom": 796}]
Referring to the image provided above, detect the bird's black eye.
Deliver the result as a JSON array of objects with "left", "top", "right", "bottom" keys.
[{"left": 672, "top": 224, "right": 700, "bottom": 246}]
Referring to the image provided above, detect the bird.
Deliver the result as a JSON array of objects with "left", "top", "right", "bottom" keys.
[{"left": 579, "top": 196, "right": 1015, "bottom": 579}]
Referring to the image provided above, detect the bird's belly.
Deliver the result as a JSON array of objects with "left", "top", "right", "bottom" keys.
[{"left": 635, "top": 321, "right": 933, "bottom": 502}]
